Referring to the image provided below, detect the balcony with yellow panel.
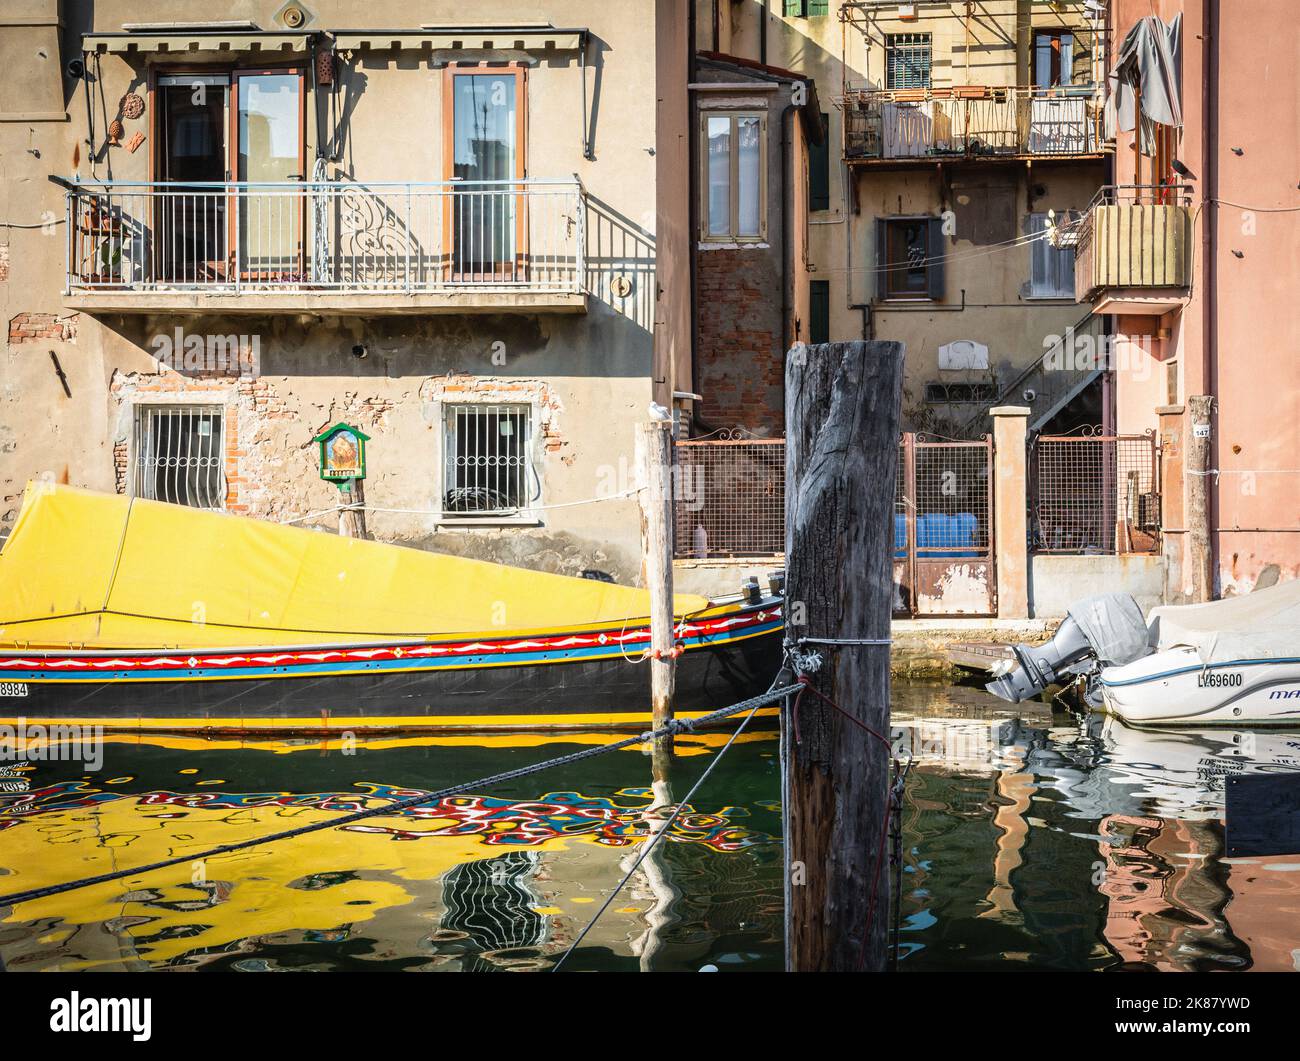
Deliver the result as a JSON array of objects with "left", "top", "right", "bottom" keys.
[{"left": 1073, "top": 185, "right": 1193, "bottom": 315}]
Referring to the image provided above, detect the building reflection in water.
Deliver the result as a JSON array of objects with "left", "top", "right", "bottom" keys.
[{"left": 892, "top": 682, "right": 1300, "bottom": 971}]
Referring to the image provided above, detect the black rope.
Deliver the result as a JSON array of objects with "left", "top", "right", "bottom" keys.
[
  {"left": 551, "top": 700, "right": 762, "bottom": 971},
  {"left": 0, "top": 684, "right": 800, "bottom": 910}
]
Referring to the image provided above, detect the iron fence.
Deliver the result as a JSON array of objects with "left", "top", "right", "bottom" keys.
[
  {"left": 1032, "top": 430, "right": 1160, "bottom": 553},
  {"left": 837, "top": 85, "right": 1104, "bottom": 161},
  {"left": 61, "top": 178, "right": 586, "bottom": 295},
  {"left": 673, "top": 433, "right": 785, "bottom": 559}
]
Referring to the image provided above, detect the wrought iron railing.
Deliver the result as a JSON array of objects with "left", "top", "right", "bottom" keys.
[
  {"left": 60, "top": 177, "right": 586, "bottom": 295},
  {"left": 837, "top": 84, "right": 1103, "bottom": 160}
]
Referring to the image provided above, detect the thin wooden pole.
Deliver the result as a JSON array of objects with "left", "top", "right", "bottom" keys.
[
  {"left": 1188, "top": 394, "right": 1214, "bottom": 601},
  {"left": 783, "top": 340, "right": 905, "bottom": 972},
  {"left": 636, "top": 420, "right": 677, "bottom": 763},
  {"left": 338, "top": 479, "right": 368, "bottom": 540}
]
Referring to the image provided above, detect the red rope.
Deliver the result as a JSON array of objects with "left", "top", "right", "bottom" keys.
[
  {"left": 788, "top": 674, "right": 897, "bottom": 971},
  {"left": 792, "top": 675, "right": 893, "bottom": 749}
]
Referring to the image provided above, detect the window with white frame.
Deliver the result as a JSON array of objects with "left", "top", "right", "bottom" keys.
[
  {"left": 442, "top": 403, "right": 537, "bottom": 515},
  {"left": 1028, "top": 212, "right": 1078, "bottom": 298},
  {"left": 133, "top": 404, "right": 226, "bottom": 509},
  {"left": 701, "top": 112, "right": 765, "bottom": 241}
]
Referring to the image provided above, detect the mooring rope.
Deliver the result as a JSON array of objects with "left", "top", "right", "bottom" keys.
[
  {"left": 550, "top": 700, "right": 763, "bottom": 972},
  {"left": 0, "top": 684, "right": 800, "bottom": 911}
]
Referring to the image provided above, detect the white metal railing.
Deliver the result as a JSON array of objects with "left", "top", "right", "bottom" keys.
[
  {"left": 838, "top": 85, "right": 1104, "bottom": 160},
  {"left": 62, "top": 178, "right": 586, "bottom": 296}
]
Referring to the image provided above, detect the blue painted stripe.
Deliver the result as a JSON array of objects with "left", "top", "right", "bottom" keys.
[
  {"left": 1100, "top": 655, "right": 1300, "bottom": 688},
  {"left": 0, "top": 619, "right": 784, "bottom": 684}
]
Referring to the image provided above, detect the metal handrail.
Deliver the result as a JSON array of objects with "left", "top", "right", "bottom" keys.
[{"left": 61, "top": 177, "right": 587, "bottom": 295}]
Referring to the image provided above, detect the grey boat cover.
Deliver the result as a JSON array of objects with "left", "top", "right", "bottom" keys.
[
  {"left": 1068, "top": 593, "right": 1151, "bottom": 666},
  {"left": 1148, "top": 579, "right": 1300, "bottom": 664}
]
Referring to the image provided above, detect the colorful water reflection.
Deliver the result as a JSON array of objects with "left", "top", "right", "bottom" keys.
[{"left": 4, "top": 686, "right": 1300, "bottom": 972}]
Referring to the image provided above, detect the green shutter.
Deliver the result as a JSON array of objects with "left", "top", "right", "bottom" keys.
[
  {"left": 874, "top": 218, "right": 888, "bottom": 301},
  {"left": 809, "top": 112, "right": 830, "bottom": 212},
  {"left": 809, "top": 0, "right": 830, "bottom": 15},
  {"left": 809, "top": 280, "right": 830, "bottom": 344},
  {"left": 784, "top": 1, "right": 804, "bottom": 16}
]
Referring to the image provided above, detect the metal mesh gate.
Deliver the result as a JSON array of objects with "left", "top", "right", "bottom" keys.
[
  {"left": 673, "top": 432, "right": 785, "bottom": 559},
  {"left": 894, "top": 433, "right": 996, "bottom": 617},
  {"left": 1032, "top": 430, "right": 1160, "bottom": 553}
]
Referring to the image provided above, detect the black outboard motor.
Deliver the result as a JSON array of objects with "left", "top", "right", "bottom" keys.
[{"left": 986, "top": 593, "right": 1152, "bottom": 703}]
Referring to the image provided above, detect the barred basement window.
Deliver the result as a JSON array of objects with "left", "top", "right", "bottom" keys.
[
  {"left": 443, "top": 404, "right": 537, "bottom": 515},
  {"left": 924, "top": 382, "right": 998, "bottom": 405},
  {"left": 133, "top": 405, "right": 226, "bottom": 509}
]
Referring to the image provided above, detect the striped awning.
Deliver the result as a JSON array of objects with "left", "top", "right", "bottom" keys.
[
  {"left": 82, "top": 31, "right": 311, "bottom": 55},
  {"left": 332, "top": 29, "right": 586, "bottom": 54}
]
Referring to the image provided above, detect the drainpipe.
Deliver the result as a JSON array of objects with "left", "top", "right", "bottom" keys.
[
  {"left": 1202, "top": 0, "right": 1220, "bottom": 594},
  {"left": 688, "top": 1, "right": 707, "bottom": 432},
  {"left": 761, "top": 0, "right": 768, "bottom": 67},
  {"left": 782, "top": 102, "right": 795, "bottom": 361}
]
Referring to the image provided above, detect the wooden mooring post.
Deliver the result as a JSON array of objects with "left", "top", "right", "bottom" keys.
[
  {"left": 1187, "top": 394, "right": 1214, "bottom": 602},
  {"left": 783, "top": 340, "right": 905, "bottom": 972},
  {"left": 636, "top": 420, "right": 677, "bottom": 766}
]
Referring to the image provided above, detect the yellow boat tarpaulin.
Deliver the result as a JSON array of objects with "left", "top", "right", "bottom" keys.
[{"left": 0, "top": 483, "right": 711, "bottom": 649}]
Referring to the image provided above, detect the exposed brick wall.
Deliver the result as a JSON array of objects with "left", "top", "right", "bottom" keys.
[
  {"left": 8, "top": 312, "right": 78, "bottom": 344},
  {"left": 109, "top": 370, "right": 280, "bottom": 513},
  {"left": 694, "top": 247, "right": 784, "bottom": 434},
  {"left": 418, "top": 374, "right": 568, "bottom": 455},
  {"left": 113, "top": 440, "right": 128, "bottom": 494}
]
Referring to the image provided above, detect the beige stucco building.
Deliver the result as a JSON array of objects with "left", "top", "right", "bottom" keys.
[
  {"left": 1, "top": 0, "right": 693, "bottom": 586},
  {"left": 698, "top": 0, "right": 1109, "bottom": 437}
]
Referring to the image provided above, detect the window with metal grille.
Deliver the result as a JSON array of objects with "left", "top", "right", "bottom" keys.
[
  {"left": 886, "top": 33, "right": 932, "bottom": 90},
  {"left": 133, "top": 405, "right": 226, "bottom": 509},
  {"left": 1028, "top": 212, "right": 1078, "bottom": 298},
  {"left": 924, "top": 382, "right": 998, "bottom": 405},
  {"left": 443, "top": 404, "right": 536, "bottom": 515}
]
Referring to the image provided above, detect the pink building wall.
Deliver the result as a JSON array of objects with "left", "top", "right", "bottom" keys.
[{"left": 1110, "top": 0, "right": 1300, "bottom": 598}]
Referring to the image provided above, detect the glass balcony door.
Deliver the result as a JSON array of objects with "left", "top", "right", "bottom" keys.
[
  {"left": 235, "top": 70, "right": 305, "bottom": 282},
  {"left": 157, "top": 75, "right": 229, "bottom": 284},
  {"left": 445, "top": 68, "right": 525, "bottom": 283}
]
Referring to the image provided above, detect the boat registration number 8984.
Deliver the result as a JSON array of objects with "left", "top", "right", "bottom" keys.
[
  {"left": 1197, "top": 671, "right": 1242, "bottom": 689},
  {"left": 0, "top": 682, "right": 29, "bottom": 697}
]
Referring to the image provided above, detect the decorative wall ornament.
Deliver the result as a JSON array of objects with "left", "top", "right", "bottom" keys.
[{"left": 120, "top": 93, "right": 144, "bottom": 120}]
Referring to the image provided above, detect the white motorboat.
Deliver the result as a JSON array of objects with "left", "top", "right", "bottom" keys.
[{"left": 986, "top": 580, "right": 1300, "bottom": 727}]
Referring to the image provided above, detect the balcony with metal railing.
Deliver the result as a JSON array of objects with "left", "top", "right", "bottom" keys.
[
  {"left": 57, "top": 177, "right": 588, "bottom": 315},
  {"left": 1072, "top": 184, "right": 1193, "bottom": 315},
  {"left": 837, "top": 84, "right": 1105, "bottom": 163}
]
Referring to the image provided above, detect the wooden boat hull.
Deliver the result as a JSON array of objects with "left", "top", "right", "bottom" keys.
[{"left": 0, "top": 601, "right": 783, "bottom": 734}]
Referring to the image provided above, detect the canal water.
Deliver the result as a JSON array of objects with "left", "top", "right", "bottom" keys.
[{"left": 2, "top": 682, "right": 1299, "bottom": 971}]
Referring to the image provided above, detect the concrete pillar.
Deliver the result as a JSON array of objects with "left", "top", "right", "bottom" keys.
[{"left": 991, "top": 406, "right": 1030, "bottom": 619}]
